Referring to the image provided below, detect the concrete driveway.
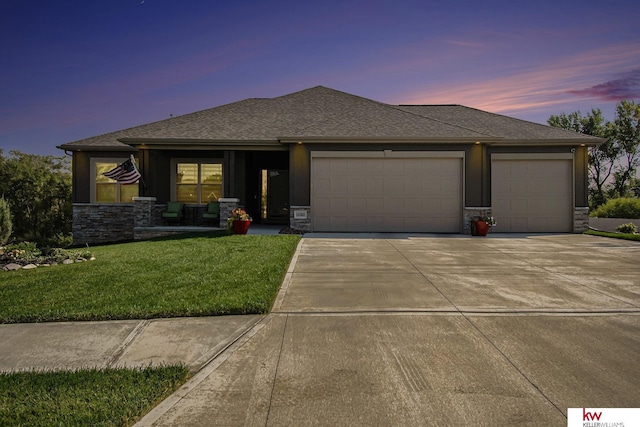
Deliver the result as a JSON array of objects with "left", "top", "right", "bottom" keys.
[{"left": 138, "top": 234, "right": 640, "bottom": 426}]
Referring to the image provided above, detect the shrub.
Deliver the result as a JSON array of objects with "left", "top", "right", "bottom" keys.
[
  {"left": 1, "top": 242, "right": 41, "bottom": 264},
  {"left": 0, "top": 197, "right": 11, "bottom": 245},
  {"left": 0, "top": 242, "right": 92, "bottom": 266},
  {"left": 591, "top": 198, "right": 640, "bottom": 219},
  {"left": 616, "top": 223, "right": 638, "bottom": 234}
]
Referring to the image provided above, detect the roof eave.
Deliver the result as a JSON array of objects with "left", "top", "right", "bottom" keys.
[
  {"left": 56, "top": 144, "right": 136, "bottom": 152},
  {"left": 120, "top": 137, "right": 287, "bottom": 151},
  {"left": 278, "top": 136, "right": 501, "bottom": 144},
  {"left": 492, "top": 138, "right": 605, "bottom": 146}
]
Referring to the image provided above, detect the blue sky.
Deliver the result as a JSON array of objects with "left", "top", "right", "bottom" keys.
[{"left": 1, "top": 0, "right": 639, "bottom": 156}]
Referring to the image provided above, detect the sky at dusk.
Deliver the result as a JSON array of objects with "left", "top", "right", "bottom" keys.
[{"left": 1, "top": 0, "right": 639, "bottom": 156}]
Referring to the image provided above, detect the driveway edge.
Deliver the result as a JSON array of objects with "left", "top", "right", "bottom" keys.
[{"left": 271, "top": 238, "right": 304, "bottom": 312}]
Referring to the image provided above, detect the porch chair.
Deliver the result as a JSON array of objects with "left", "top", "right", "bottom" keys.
[
  {"left": 202, "top": 201, "right": 220, "bottom": 224},
  {"left": 162, "top": 202, "right": 184, "bottom": 224}
]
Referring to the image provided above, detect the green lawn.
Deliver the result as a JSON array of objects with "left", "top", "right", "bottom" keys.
[
  {"left": 0, "top": 233, "right": 300, "bottom": 425},
  {"left": 0, "top": 233, "right": 301, "bottom": 323},
  {"left": 585, "top": 229, "right": 640, "bottom": 241},
  {"left": 0, "top": 366, "right": 190, "bottom": 427}
]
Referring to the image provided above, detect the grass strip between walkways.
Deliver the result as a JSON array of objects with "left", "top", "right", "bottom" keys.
[
  {"left": 0, "top": 365, "right": 190, "bottom": 427},
  {"left": 0, "top": 233, "right": 301, "bottom": 323}
]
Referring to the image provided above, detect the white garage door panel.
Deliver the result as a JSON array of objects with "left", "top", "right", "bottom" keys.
[
  {"left": 492, "top": 159, "right": 572, "bottom": 233},
  {"left": 312, "top": 156, "right": 462, "bottom": 232}
]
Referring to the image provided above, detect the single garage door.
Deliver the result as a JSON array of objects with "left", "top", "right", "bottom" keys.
[
  {"left": 311, "top": 152, "right": 463, "bottom": 232},
  {"left": 491, "top": 155, "right": 573, "bottom": 232}
]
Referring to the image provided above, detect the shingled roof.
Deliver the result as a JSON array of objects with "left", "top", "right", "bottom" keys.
[{"left": 58, "top": 86, "right": 603, "bottom": 151}]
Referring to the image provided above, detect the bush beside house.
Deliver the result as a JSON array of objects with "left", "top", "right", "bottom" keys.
[
  {"left": 590, "top": 198, "right": 640, "bottom": 219},
  {"left": 589, "top": 197, "right": 640, "bottom": 233},
  {"left": 616, "top": 223, "right": 638, "bottom": 234}
]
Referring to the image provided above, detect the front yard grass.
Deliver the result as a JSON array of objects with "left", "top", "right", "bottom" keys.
[
  {"left": 0, "top": 365, "right": 189, "bottom": 427},
  {"left": 585, "top": 229, "right": 640, "bottom": 242},
  {"left": 0, "top": 233, "right": 301, "bottom": 323}
]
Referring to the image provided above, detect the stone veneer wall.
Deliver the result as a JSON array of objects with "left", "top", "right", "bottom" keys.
[
  {"left": 74, "top": 199, "right": 228, "bottom": 245},
  {"left": 290, "top": 206, "right": 312, "bottom": 232},
  {"left": 72, "top": 203, "right": 134, "bottom": 245},
  {"left": 574, "top": 207, "right": 590, "bottom": 233},
  {"left": 463, "top": 207, "right": 492, "bottom": 234},
  {"left": 74, "top": 197, "right": 289, "bottom": 244}
]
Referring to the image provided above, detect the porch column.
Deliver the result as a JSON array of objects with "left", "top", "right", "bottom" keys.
[
  {"left": 133, "top": 197, "right": 157, "bottom": 228},
  {"left": 219, "top": 198, "right": 240, "bottom": 228},
  {"left": 463, "top": 207, "right": 492, "bottom": 234}
]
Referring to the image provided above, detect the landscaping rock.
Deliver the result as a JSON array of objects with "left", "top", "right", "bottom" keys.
[
  {"left": 22, "top": 264, "right": 38, "bottom": 269},
  {"left": 62, "top": 259, "right": 74, "bottom": 265},
  {"left": 4, "top": 263, "right": 21, "bottom": 271}
]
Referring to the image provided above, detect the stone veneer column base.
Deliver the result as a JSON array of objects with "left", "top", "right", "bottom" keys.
[
  {"left": 463, "top": 207, "right": 492, "bottom": 234},
  {"left": 219, "top": 198, "right": 241, "bottom": 229},
  {"left": 133, "top": 197, "right": 156, "bottom": 227},
  {"left": 290, "top": 206, "right": 311, "bottom": 232},
  {"left": 574, "top": 207, "right": 589, "bottom": 233}
]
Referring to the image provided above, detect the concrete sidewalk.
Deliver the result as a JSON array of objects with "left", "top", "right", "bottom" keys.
[{"left": 0, "top": 315, "right": 262, "bottom": 373}]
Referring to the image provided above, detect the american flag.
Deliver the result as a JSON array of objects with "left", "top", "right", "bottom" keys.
[{"left": 103, "top": 156, "right": 141, "bottom": 185}]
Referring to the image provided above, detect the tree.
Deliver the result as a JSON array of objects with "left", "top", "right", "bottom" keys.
[
  {"left": 548, "top": 109, "right": 617, "bottom": 207},
  {"left": 630, "top": 177, "right": 640, "bottom": 198},
  {"left": 0, "top": 150, "right": 72, "bottom": 246},
  {"left": 610, "top": 100, "right": 640, "bottom": 197},
  {"left": 0, "top": 197, "right": 11, "bottom": 245}
]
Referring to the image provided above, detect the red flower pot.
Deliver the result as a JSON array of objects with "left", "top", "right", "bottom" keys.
[
  {"left": 472, "top": 220, "right": 489, "bottom": 236},
  {"left": 232, "top": 220, "right": 251, "bottom": 235}
]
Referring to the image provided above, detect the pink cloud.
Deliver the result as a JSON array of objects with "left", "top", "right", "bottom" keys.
[
  {"left": 392, "top": 43, "right": 640, "bottom": 114},
  {"left": 567, "top": 69, "right": 640, "bottom": 101}
]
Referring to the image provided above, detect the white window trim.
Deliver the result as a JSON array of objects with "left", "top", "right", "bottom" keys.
[
  {"left": 170, "top": 158, "right": 224, "bottom": 205},
  {"left": 90, "top": 157, "right": 139, "bottom": 204}
]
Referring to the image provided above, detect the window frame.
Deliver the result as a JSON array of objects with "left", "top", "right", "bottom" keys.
[
  {"left": 170, "top": 158, "right": 224, "bottom": 205},
  {"left": 90, "top": 157, "right": 140, "bottom": 204}
]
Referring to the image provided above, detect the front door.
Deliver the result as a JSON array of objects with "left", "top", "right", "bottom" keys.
[{"left": 261, "top": 169, "right": 289, "bottom": 223}]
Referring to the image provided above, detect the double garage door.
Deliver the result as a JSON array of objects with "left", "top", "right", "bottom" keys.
[
  {"left": 311, "top": 152, "right": 574, "bottom": 234},
  {"left": 491, "top": 155, "right": 573, "bottom": 233},
  {"left": 311, "top": 152, "right": 463, "bottom": 232}
]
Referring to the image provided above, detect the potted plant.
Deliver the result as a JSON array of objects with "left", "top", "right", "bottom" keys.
[
  {"left": 227, "top": 208, "right": 252, "bottom": 235},
  {"left": 471, "top": 212, "right": 496, "bottom": 236}
]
